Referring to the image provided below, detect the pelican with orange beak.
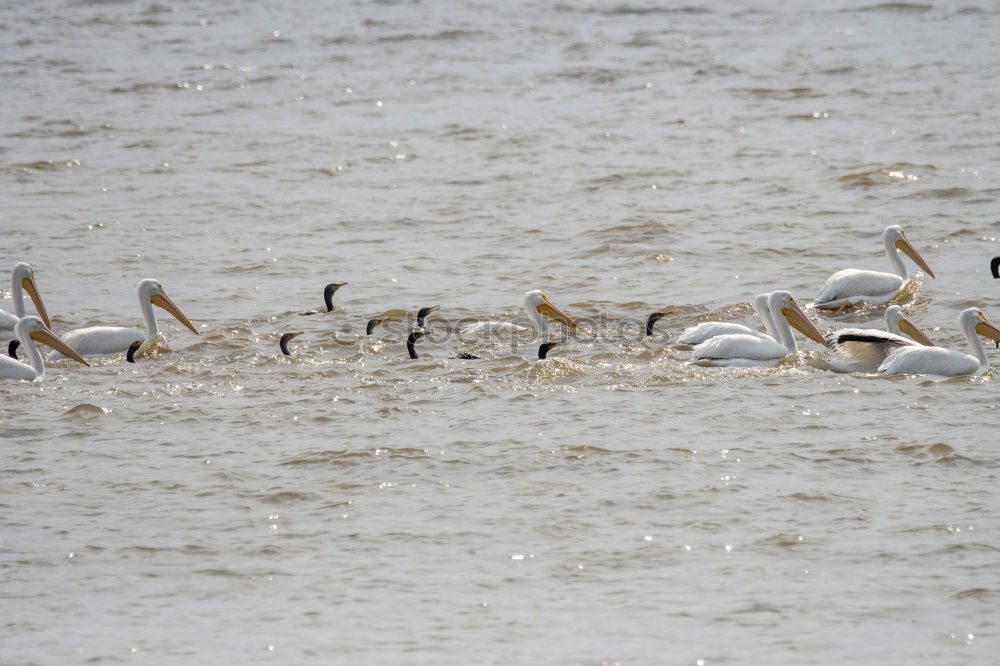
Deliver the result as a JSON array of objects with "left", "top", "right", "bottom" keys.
[
  {"left": 691, "top": 291, "right": 827, "bottom": 367},
  {"left": 879, "top": 308, "right": 1000, "bottom": 377},
  {"left": 1, "top": 316, "right": 89, "bottom": 380},
  {"left": 48, "top": 279, "right": 198, "bottom": 359},
  {"left": 460, "top": 290, "right": 578, "bottom": 335},
  {"left": 810, "top": 225, "right": 935, "bottom": 312},
  {"left": 0, "top": 262, "right": 52, "bottom": 340}
]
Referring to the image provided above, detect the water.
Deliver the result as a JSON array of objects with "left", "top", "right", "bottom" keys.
[{"left": 2, "top": 1, "right": 999, "bottom": 663}]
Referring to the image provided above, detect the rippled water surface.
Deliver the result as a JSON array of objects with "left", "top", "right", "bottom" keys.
[{"left": 2, "top": 0, "right": 999, "bottom": 663}]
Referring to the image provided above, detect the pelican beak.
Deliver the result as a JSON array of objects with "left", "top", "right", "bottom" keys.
[
  {"left": 781, "top": 299, "right": 827, "bottom": 347},
  {"left": 29, "top": 327, "right": 89, "bottom": 367},
  {"left": 974, "top": 313, "right": 1000, "bottom": 344},
  {"left": 150, "top": 292, "right": 199, "bottom": 335},
  {"left": 897, "top": 316, "right": 934, "bottom": 346},
  {"left": 895, "top": 236, "right": 935, "bottom": 279},
  {"left": 21, "top": 274, "right": 52, "bottom": 329},
  {"left": 537, "top": 295, "right": 577, "bottom": 328}
]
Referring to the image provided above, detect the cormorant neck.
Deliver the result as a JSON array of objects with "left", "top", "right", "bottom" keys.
[
  {"left": 406, "top": 336, "right": 419, "bottom": 359},
  {"left": 323, "top": 285, "right": 337, "bottom": 312},
  {"left": 645, "top": 313, "right": 663, "bottom": 336},
  {"left": 8, "top": 339, "right": 19, "bottom": 359}
]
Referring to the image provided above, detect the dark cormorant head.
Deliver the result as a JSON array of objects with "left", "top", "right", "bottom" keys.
[
  {"left": 645, "top": 309, "right": 671, "bottom": 336},
  {"left": 323, "top": 282, "right": 348, "bottom": 312},
  {"left": 366, "top": 318, "right": 384, "bottom": 336},
  {"left": 279, "top": 331, "right": 303, "bottom": 356},
  {"left": 992, "top": 257, "right": 1000, "bottom": 279},
  {"left": 416, "top": 306, "right": 438, "bottom": 327},
  {"left": 8, "top": 339, "right": 20, "bottom": 359},
  {"left": 126, "top": 340, "right": 142, "bottom": 363},
  {"left": 538, "top": 341, "right": 562, "bottom": 359},
  {"left": 406, "top": 331, "right": 424, "bottom": 359}
]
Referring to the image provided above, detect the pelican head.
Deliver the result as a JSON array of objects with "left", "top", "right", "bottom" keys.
[
  {"left": 323, "top": 282, "right": 347, "bottom": 312},
  {"left": 16, "top": 316, "right": 89, "bottom": 366},
  {"left": 884, "top": 305, "right": 933, "bottom": 346},
  {"left": 964, "top": 308, "right": 1000, "bottom": 345},
  {"left": 769, "top": 291, "right": 827, "bottom": 346},
  {"left": 12, "top": 262, "right": 51, "bottom": 328},
  {"left": 884, "top": 225, "right": 935, "bottom": 279},
  {"left": 538, "top": 341, "right": 562, "bottom": 359},
  {"left": 138, "top": 279, "right": 198, "bottom": 335},
  {"left": 279, "top": 331, "right": 303, "bottom": 356},
  {"left": 523, "top": 290, "right": 577, "bottom": 332}
]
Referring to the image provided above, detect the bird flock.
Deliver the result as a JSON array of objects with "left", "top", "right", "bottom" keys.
[{"left": 3, "top": 225, "right": 1000, "bottom": 381}]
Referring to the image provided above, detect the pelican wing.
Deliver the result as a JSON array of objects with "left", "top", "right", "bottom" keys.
[
  {"left": 827, "top": 328, "right": 914, "bottom": 372},
  {"left": 49, "top": 326, "right": 144, "bottom": 359},
  {"left": 0, "top": 354, "right": 38, "bottom": 381},
  {"left": 677, "top": 322, "right": 759, "bottom": 345},
  {"left": 691, "top": 333, "right": 787, "bottom": 363},
  {"left": 878, "top": 345, "right": 980, "bottom": 377},
  {"left": 0, "top": 309, "right": 17, "bottom": 333},
  {"left": 813, "top": 269, "right": 905, "bottom": 306},
  {"left": 461, "top": 321, "right": 528, "bottom": 334}
]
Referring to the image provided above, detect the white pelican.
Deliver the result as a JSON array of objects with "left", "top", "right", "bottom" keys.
[
  {"left": 0, "top": 316, "right": 89, "bottom": 381},
  {"left": 49, "top": 279, "right": 198, "bottom": 359},
  {"left": 0, "top": 262, "right": 51, "bottom": 339},
  {"left": 461, "top": 290, "right": 576, "bottom": 335},
  {"left": 299, "top": 283, "right": 347, "bottom": 316},
  {"left": 669, "top": 293, "right": 776, "bottom": 345},
  {"left": 811, "top": 225, "right": 935, "bottom": 311},
  {"left": 878, "top": 308, "right": 1000, "bottom": 377},
  {"left": 825, "top": 305, "right": 934, "bottom": 373},
  {"left": 690, "top": 291, "right": 826, "bottom": 367}
]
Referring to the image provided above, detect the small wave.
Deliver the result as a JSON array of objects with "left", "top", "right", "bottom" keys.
[{"left": 845, "top": 3, "right": 933, "bottom": 14}]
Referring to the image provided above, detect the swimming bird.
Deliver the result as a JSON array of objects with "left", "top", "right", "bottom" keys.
[
  {"left": 406, "top": 328, "right": 482, "bottom": 359},
  {"left": 462, "top": 290, "right": 576, "bottom": 335},
  {"left": 645, "top": 310, "right": 669, "bottom": 336},
  {"left": 690, "top": 291, "right": 826, "bottom": 367},
  {"left": 416, "top": 306, "right": 438, "bottom": 329},
  {"left": 0, "top": 316, "right": 89, "bottom": 381},
  {"left": 825, "top": 305, "right": 934, "bottom": 373},
  {"left": 991, "top": 257, "right": 999, "bottom": 279},
  {"left": 811, "top": 225, "right": 935, "bottom": 312},
  {"left": 671, "top": 293, "right": 776, "bottom": 345},
  {"left": 279, "top": 332, "right": 303, "bottom": 356},
  {"left": 538, "top": 341, "right": 562, "bottom": 359},
  {"left": 126, "top": 340, "right": 142, "bottom": 363},
  {"left": 49, "top": 279, "right": 198, "bottom": 359},
  {"left": 299, "top": 283, "right": 348, "bottom": 315},
  {"left": 406, "top": 331, "right": 424, "bottom": 359},
  {"left": 878, "top": 308, "right": 1000, "bottom": 377},
  {"left": 0, "top": 262, "right": 51, "bottom": 340}
]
